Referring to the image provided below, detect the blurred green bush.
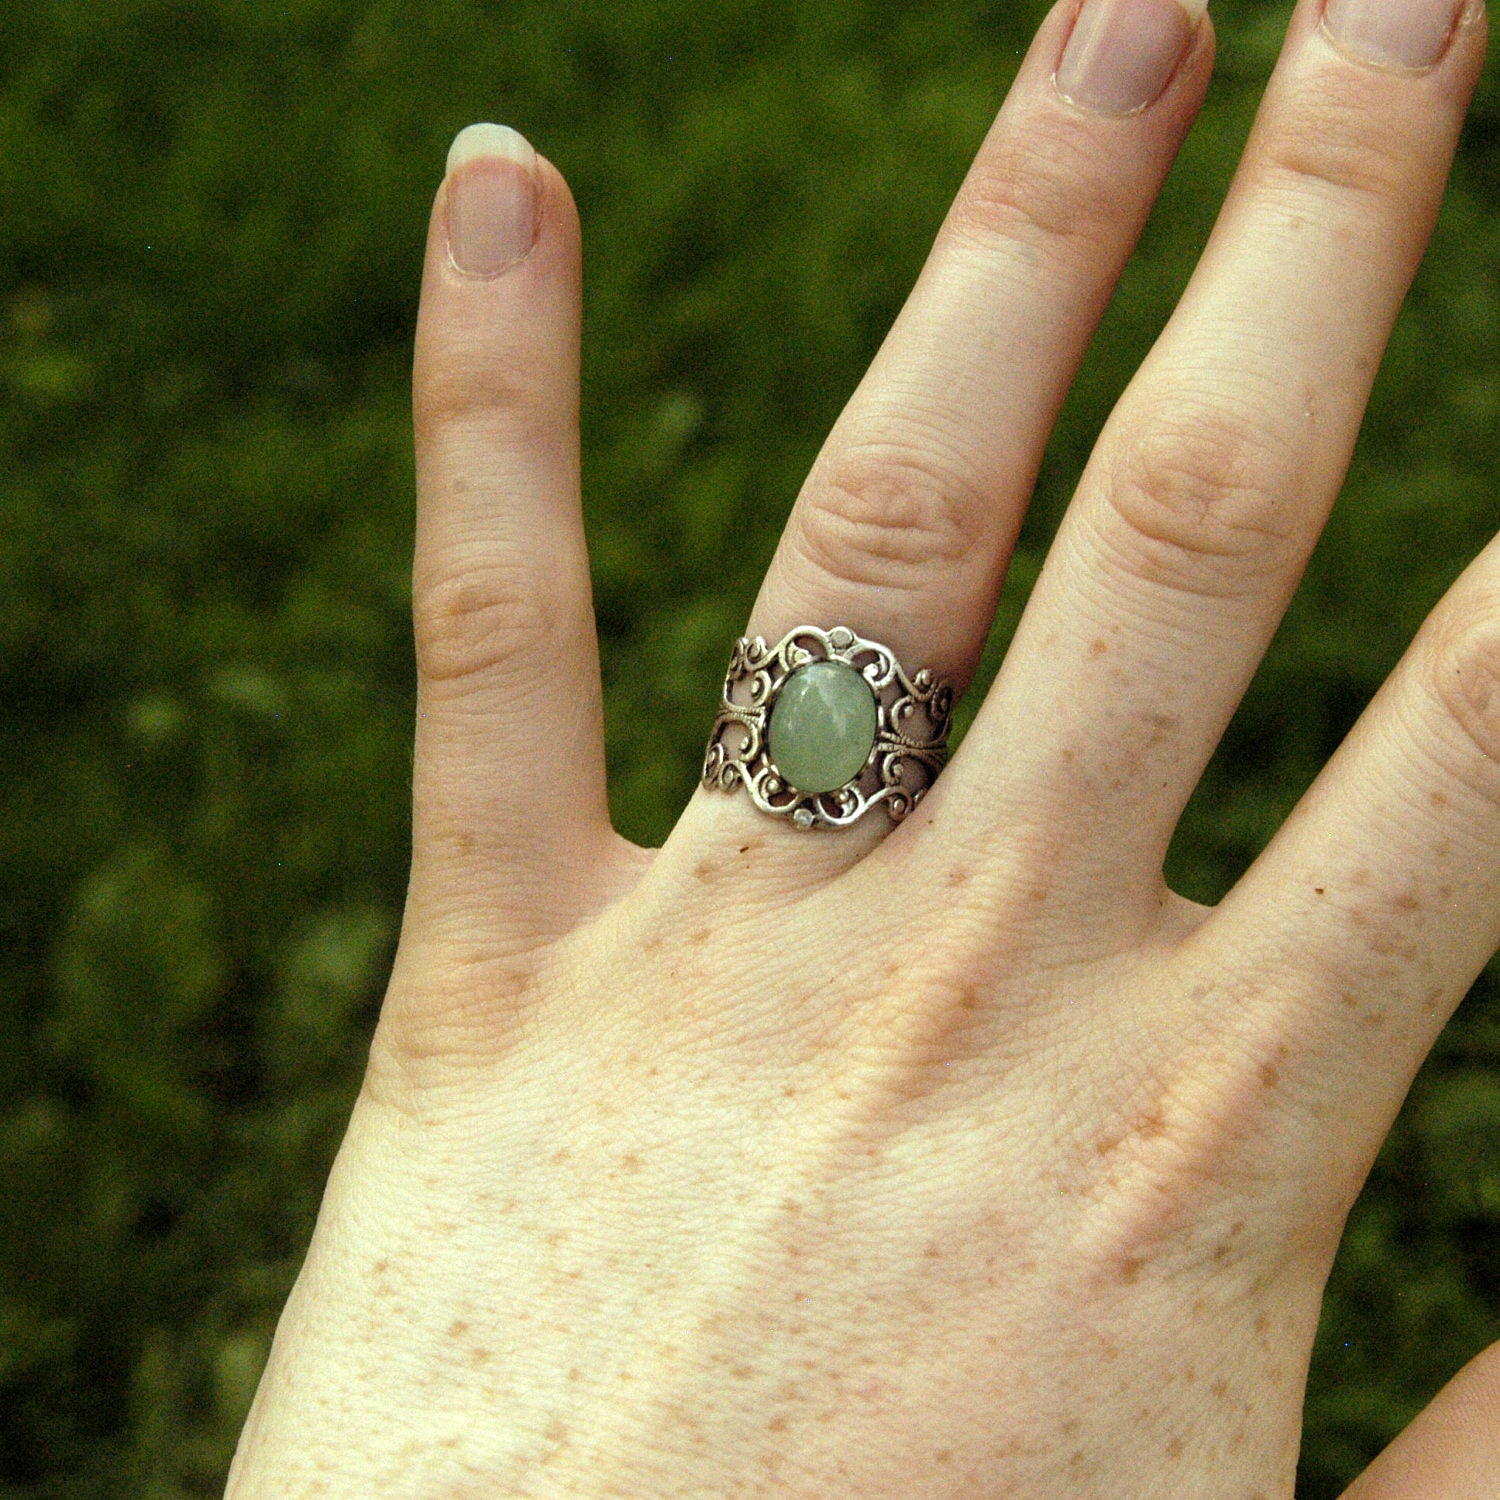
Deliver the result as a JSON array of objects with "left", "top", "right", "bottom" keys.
[{"left": 1, "top": 0, "right": 1498, "bottom": 1493}]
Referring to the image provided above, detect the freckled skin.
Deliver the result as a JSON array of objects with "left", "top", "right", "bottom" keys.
[{"left": 227, "top": 3, "right": 1497, "bottom": 1494}]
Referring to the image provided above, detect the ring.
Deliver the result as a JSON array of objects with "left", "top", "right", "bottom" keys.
[{"left": 702, "top": 625, "right": 954, "bottom": 829}]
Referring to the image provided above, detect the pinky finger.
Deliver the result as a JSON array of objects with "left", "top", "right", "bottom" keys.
[
  {"left": 408, "top": 126, "right": 617, "bottom": 935},
  {"left": 1340, "top": 1340, "right": 1500, "bottom": 1498}
]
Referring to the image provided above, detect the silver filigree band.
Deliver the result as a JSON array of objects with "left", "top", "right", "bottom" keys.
[{"left": 702, "top": 625, "right": 954, "bottom": 829}]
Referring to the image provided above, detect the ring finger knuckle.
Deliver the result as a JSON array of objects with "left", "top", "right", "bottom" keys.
[
  {"left": 793, "top": 437, "right": 993, "bottom": 595},
  {"left": 1256, "top": 89, "right": 1419, "bottom": 210}
]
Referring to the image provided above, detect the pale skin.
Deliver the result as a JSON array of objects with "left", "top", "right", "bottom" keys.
[{"left": 225, "top": 0, "right": 1500, "bottom": 1494}]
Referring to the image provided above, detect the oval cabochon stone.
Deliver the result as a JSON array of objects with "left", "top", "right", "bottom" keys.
[{"left": 767, "top": 660, "right": 879, "bottom": 795}]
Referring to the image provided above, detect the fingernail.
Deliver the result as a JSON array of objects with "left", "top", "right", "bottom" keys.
[
  {"left": 444, "top": 123, "right": 539, "bottom": 278},
  {"left": 1055, "top": 0, "right": 1205, "bottom": 116},
  {"left": 1322, "top": 0, "right": 1469, "bottom": 70}
]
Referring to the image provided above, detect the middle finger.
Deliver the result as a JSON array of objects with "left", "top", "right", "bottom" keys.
[{"left": 951, "top": 0, "right": 1486, "bottom": 915}]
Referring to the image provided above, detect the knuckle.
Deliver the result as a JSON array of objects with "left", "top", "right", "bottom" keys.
[
  {"left": 1096, "top": 405, "right": 1297, "bottom": 599},
  {"left": 793, "top": 438, "right": 993, "bottom": 593},
  {"left": 363, "top": 960, "right": 545, "bottom": 1113},
  {"left": 1255, "top": 94, "right": 1411, "bottom": 207},
  {"left": 412, "top": 356, "right": 546, "bottom": 450},
  {"left": 1426, "top": 595, "right": 1500, "bottom": 775},
  {"left": 413, "top": 562, "right": 560, "bottom": 688},
  {"left": 1074, "top": 1039, "right": 1321, "bottom": 1285},
  {"left": 949, "top": 127, "right": 1114, "bottom": 257}
]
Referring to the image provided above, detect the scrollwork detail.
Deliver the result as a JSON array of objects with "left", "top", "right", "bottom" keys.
[{"left": 701, "top": 625, "right": 954, "bottom": 830}]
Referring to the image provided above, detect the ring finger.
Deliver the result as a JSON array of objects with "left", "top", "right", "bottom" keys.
[{"left": 669, "top": 0, "right": 1215, "bottom": 861}]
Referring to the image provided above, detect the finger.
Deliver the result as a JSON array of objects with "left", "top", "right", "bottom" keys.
[
  {"left": 407, "top": 125, "right": 617, "bottom": 934},
  {"left": 672, "top": 0, "right": 1215, "bottom": 859},
  {"left": 1189, "top": 534, "right": 1500, "bottom": 1181},
  {"left": 951, "top": 0, "right": 1486, "bottom": 908},
  {"left": 751, "top": 0, "right": 1214, "bottom": 682},
  {"left": 1341, "top": 1340, "right": 1500, "bottom": 1499}
]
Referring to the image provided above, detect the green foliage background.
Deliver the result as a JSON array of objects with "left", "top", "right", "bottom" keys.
[{"left": 2, "top": 0, "right": 1499, "bottom": 1493}]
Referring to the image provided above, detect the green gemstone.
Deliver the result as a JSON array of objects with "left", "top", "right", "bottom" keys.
[{"left": 767, "top": 660, "right": 879, "bottom": 795}]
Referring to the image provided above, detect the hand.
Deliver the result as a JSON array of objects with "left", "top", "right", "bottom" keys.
[{"left": 227, "top": 0, "right": 1496, "bottom": 1494}]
